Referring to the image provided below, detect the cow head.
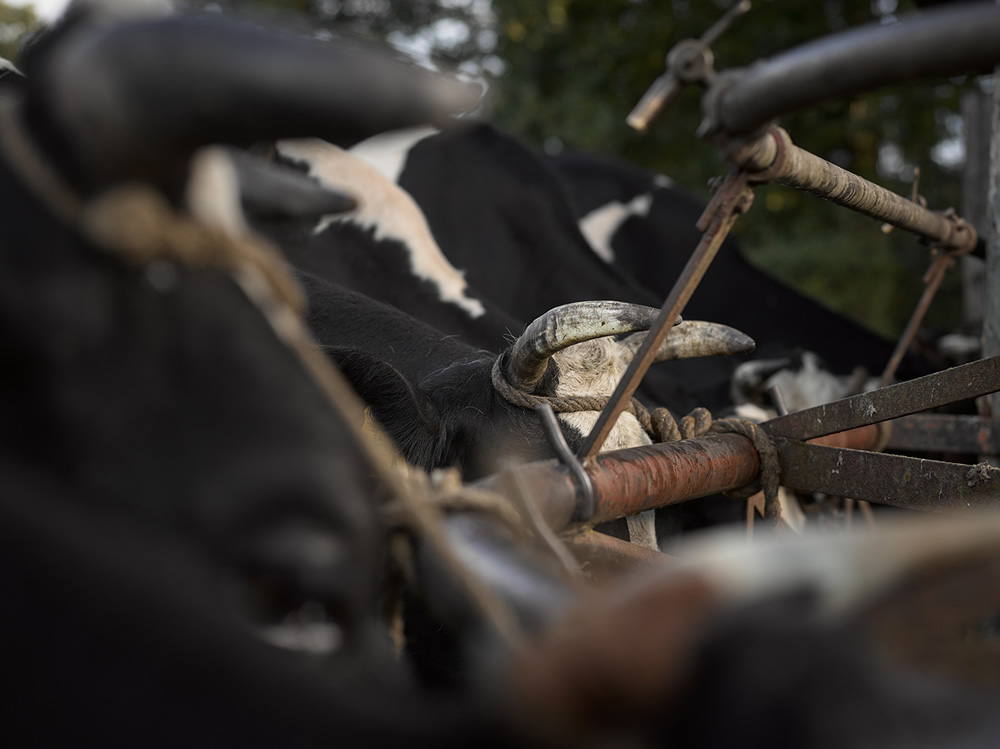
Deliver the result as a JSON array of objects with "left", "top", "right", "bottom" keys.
[{"left": 328, "top": 300, "right": 753, "bottom": 481}]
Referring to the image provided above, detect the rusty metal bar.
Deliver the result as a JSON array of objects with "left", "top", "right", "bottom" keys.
[
  {"left": 765, "top": 355, "right": 1000, "bottom": 442},
  {"left": 730, "top": 128, "right": 977, "bottom": 252},
  {"left": 578, "top": 173, "right": 752, "bottom": 459},
  {"left": 479, "top": 432, "right": 759, "bottom": 532},
  {"left": 478, "top": 425, "right": 881, "bottom": 535},
  {"left": 584, "top": 434, "right": 758, "bottom": 527},
  {"left": 880, "top": 253, "right": 955, "bottom": 387},
  {"left": 774, "top": 439, "right": 1000, "bottom": 513},
  {"left": 885, "top": 414, "right": 999, "bottom": 456}
]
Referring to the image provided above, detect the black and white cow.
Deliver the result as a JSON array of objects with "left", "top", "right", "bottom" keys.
[
  {"left": 298, "top": 271, "right": 753, "bottom": 465},
  {"left": 343, "top": 122, "right": 742, "bottom": 415},
  {"left": 295, "top": 270, "right": 752, "bottom": 548},
  {"left": 225, "top": 135, "right": 754, "bottom": 547},
  {"left": 251, "top": 137, "right": 523, "bottom": 353}
]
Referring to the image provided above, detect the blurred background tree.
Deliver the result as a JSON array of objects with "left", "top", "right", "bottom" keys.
[
  {"left": 0, "top": 1, "right": 37, "bottom": 60},
  {"left": 9, "top": 0, "right": 982, "bottom": 340},
  {"left": 486, "top": 0, "right": 980, "bottom": 340}
]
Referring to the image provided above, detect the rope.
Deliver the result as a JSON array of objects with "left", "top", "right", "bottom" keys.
[
  {"left": 383, "top": 468, "right": 530, "bottom": 541},
  {"left": 492, "top": 356, "right": 783, "bottom": 525},
  {"left": 708, "top": 418, "right": 782, "bottom": 524}
]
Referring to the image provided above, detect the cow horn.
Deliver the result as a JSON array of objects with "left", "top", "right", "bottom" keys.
[
  {"left": 30, "top": 15, "right": 479, "bottom": 190},
  {"left": 505, "top": 301, "right": 684, "bottom": 391},
  {"left": 622, "top": 322, "right": 756, "bottom": 363},
  {"left": 228, "top": 149, "right": 357, "bottom": 220}
]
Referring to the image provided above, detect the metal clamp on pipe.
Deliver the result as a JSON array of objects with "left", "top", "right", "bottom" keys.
[{"left": 535, "top": 402, "right": 595, "bottom": 522}]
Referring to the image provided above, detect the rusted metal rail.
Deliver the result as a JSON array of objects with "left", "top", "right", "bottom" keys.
[
  {"left": 428, "top": 359, "right": 1000, "bottom": 638},
  {"left": 728, "top": 128, "right": 977, "bottom": 252},
  {"left": 775, "top": 439, "right": 1000, "bottom": 513},
  {"left": 517, "top": 358, "right": 1000, "bottom": 534},
  {"left": 592, "top": 9, "right": 988, "bottom": 467},
  {"left": 879, "top": 251, "right": 958, "bottom": 386},
  {"left": 419, "top": 2, "right": 1000, "bottom": 667},
  {"left": 885, "top": 414, "right": 999, "bottom": 456},
  {"left": 477, "top": 418, "right": 881, "bottom": 536}
]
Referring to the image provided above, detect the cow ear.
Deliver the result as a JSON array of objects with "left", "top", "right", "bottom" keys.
[{"left": 321, "top": 347, "right": 442, "bottom": 470}]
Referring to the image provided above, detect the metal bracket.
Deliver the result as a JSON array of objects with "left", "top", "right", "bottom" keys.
[
  {"left": 627, "top": 0, "right": 751, "bottom": 132},
  {"left": 535, "top": 402, "right": 596, "bottom": 522}
]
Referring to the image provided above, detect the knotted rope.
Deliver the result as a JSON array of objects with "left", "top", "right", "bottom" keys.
[{"left": 492, "top": 356, "right": 782, "bottom": 523}]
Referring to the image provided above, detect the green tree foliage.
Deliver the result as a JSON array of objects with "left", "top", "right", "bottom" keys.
[
  {"left": 0, "top": 1, "right": 38, "bottom": 62},
  {"left": 487, "top": 0, "right": 976, "bottom": 338}
]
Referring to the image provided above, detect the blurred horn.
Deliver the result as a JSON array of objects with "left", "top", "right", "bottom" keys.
[
  {"left": 506, "top": 301, "right": 682, "bottom": 391},
  {"left": 31, "top": 15, "right": 479, "bottom": 189}
]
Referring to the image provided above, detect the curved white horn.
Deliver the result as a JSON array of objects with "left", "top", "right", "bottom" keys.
[
  {"left": 621, "top": 321, "right": 755, "bottom": 362},
  {"left": 505, "top": 301, "right": 681, "bottom": 391}
]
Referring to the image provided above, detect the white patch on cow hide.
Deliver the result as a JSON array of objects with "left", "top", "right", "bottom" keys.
[
  {"left": 185, "top": 147, "right": 248, "bottom": 236},
  {"left": 348, "top": 126, "right": 440, "bottom": 184},
  {"left": 653, "top": 174, "right": 675, "bottom": 189},
  {"left": 578, "top": 192, "right": 653, "bottom": 263},
  {"left": 551, "top": 337, "right": 657, "bottom": 549},
  {"left": 765, "top": 352, "right": 871, "bottom": 413},
  {"left": 275, "top": 138, "right": 486, "bottom": 319},
  {"left": 937, "top": 332, "right": 981, "bottom": 364},
  {"left": 0, "top": 57, "right": 22, "bottom": 76}
]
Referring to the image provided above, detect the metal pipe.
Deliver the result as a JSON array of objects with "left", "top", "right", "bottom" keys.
[
  {"left": 478, "top": 426, "right": 878, "bottom": 535},
  {"left": 776, "top": 439, "right": 1000, "bottom": 513},
  {"left": 708, "top": 3, "right": 1000, "bottom": 138},
  {"left": 422, "top": 420, "right": 882, "bottom": 642},
  {"left": 477, "top": 433, "right": 757, "bottom": 532},
  {"left": 578, "top": 174, "right": 753, "bottom": 459},
  {"left": 730, "top": 128, "right": 977, "bottom": 252}
]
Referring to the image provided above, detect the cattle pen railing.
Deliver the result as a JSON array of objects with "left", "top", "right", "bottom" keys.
[
  {"left": 583, "top": 1, "right": 1000, "bottom": 459},
  {"left": 430, "top": 355, "right": 1000, "bottom": 625},
  {"left": 411, "top": 2, "right": 1000, "bottom": 641}
]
